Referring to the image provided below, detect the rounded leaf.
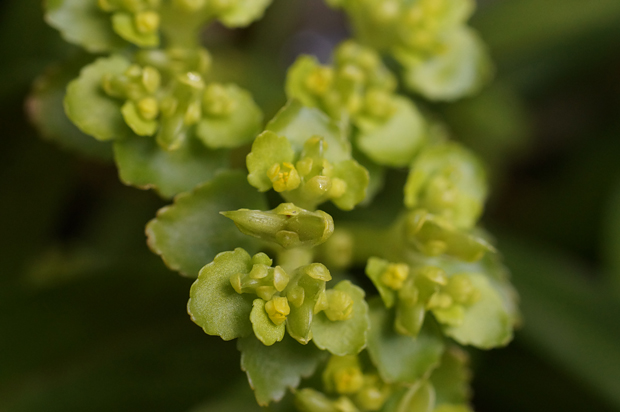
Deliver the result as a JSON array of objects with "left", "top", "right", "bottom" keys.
[
  {"left": 238, "top": 335, "right": 326, "bottom": 406},
  {"left": 188, "top": 248, "right": 255, "bottom": 340},
  {"left": 64, "top": 55, "right": 134, "bottom": 141},
  {"left": 312, "top": 281, "right": 370, "bottom": 356},
  {"left": 367, "top": 299, "right": 444, "bottom": 384},
  {"left": 356, "top": 97, "right": 426, "bottom": 167},
  {"left": 250, "top": 299, "right": 285, "bottom": 346},
  {"left": 146, "top": 170, "right": 268, "bottom": 277},
  {"left": 45, "top": 0, "right": 127, "bottom": 53},
  {"left": 114, "top": 133, "right": 228, "bottom": 198},
  {"left": 246, "top": 130, "right": 295, "bottom": 191},
  {"left": 196, "top": 84, "right": 263, "bottom": 149}
]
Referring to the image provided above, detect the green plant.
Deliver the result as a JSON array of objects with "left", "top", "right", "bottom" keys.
[{"left": 30, "top": 0, "right": 520, "bottom": 410}]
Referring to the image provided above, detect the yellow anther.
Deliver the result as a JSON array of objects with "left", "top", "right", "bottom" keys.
[
  {"left": 268, "top": 163, "right": 301, "bottom": 192},
  {"left": 272, "top": 266, "right": 289, "bottom": 292},
  {"left": 305, "top": 66, "right": 334, "bottom": 95},
  {"left": 426, "top": 292, "right": 453, "bottom": 309},
  {"left": 329, "top": 178, "right": 347, "bottom": 199},
  {"left": 381, "top": 263, "right": 409, "bottom": 290},
  {"left": 265, "top": 296, "right": 290, "bottom": 326},
  {"left": 324, "top": 290, "right": 354, "bottom": 321},
  {"left": 334, "top": 367, "right": 364, "bottom": 394},
  {"left": 137, "top": 97, "right": 159, "bottom": 120},
  {"left": 135, "top": 10, "right": 160, "bottom": 34},
  {"left": 141, "top": 66, "right": 161, "bottom": 93}
]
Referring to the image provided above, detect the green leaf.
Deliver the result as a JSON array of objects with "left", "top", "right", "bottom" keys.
[
  {"left": 26, "top": 57, "right": 113, "bottom": 160},
  {"left": 146, "top": 170, "right": 268, "bottom": 277},
  {"left": 367, "top": 299, "right": 444, "bottom": 384},
  {"left": 404, "top": 143, "right": 487, "bottom": 229},
  {"left": 64, "top": 55, "right": 134, "bottom": 141},
  {"left": 250, "top": 299, "right": 285, "bottom": 346},
  {"left": 429, "top": 346, "right": 471, "bottom": 406},
  {"left": 246, "top": 130, "right": 295, "bottom": 191},
  {"left": 113, "top": 133, "right": 228, "bottom": 198},
  {"left": 397, "top": 27, "right": 493, "bottom": 102},
  {"left": 196, "top": 84, "right": 263, "bottom": 149},
  {"left": 111, "top": 12, "right": 159, "bottom": 47},
  {"left": 45, "top": 0, "right": 127, "bottom": 52},
  {"left": 440, "top": 273, "right": 512, "bottom": 349},
  {"left": 188, "top": 248, "right": 255, "bottom": 340},
  {"left": 217, "top": 0, "right": 273, "bottom": 28},
  {"left": 312, "top": 281, "right": 369, "bottom": 356},
  {"left": 266, "top": 100, "right": 351, "bottom": 164},
  {"left": 294, "top": 388, "right": 339, "bottom": 412},
  {"left": 238, "top": 334, "right": 326, "bottom": 406},
  {"left": 355, "top": 96, "right": 426, "bottom": 167}
]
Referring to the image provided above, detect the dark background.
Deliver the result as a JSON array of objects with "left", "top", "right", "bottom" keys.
[{"left": 1, "top": 0, "right": 620, "bottom": 410}]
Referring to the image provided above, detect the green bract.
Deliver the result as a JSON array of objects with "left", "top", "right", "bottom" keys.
[
  {"left": 239, "top": 335, "right": 326, "bottom": 406},
  {"left": 45, "top": 0, "right": 127, "bottom": 52},
  {"left": 404, "top": 142, "right": 487, "bottom": 229},
  {"left": 65, "top": 55, "right": 133, "bottom": 141},
  {"left": 367, "top": 299, "right": 444, "bottom": 384},
  {"left": 41, "top": 0, "right": 520, "bottom": 409},
  {"left": 311, "top": 280, "right": 370, "bottom": 356},
  {"left": 146, "top": 171, "right": 267, "bottom": 277},
  {"left": 188, "top": 247, "right": 255, "bottom": 340}
]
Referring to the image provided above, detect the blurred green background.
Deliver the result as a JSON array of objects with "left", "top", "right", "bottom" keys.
[{"left": 1, "top": 0, "right": 620, "bottom": 410}]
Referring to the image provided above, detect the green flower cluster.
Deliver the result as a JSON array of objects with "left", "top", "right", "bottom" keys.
[
  {"left": 327, "top": 0, "right": 492, "bottom": 101},
  {"left": 40, "top": 0, "right": 520, "bottom": 410}
]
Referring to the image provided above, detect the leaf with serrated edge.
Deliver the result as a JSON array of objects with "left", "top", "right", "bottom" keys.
[
  {"left": 146, "top": 171, "right": 267, "bottom": 277},
  {"left": 188, "top": 248, "right": 254, "bottom": 340},
  {"left": 367, "top": 298, "right": 444, "bottom": 384},
  {"left": 64, "top": 55, "right": 133, "bottom": 141},
  {"left": 238, "top": 334, "right": 326, "bottom": 406},
  {"left": 114, "top": 133, "right": 228, "bottom": 198},
  {"left": 430, "top": 346, "right": 471, "bottom": 406},
  {"left": 312, "top": 281, "right": 369, "bottom": 356}
]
